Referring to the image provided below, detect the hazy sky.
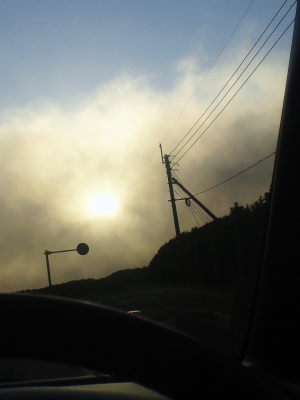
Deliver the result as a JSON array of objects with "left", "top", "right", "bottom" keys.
[{"left": 0, "top": 0, "right": 295, "bottom": 292}]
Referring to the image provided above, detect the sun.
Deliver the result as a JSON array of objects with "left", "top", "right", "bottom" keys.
[{"left": 86, "top": 192, "right": 119, "bottom": 216}]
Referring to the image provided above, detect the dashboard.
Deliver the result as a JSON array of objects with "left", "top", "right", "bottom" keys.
[{"left": 0, "top": 381, "right": 170, "bottom": 399}]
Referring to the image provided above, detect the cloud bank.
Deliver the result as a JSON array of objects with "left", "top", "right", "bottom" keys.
[{"left": 0, "top": 46, "right": 290, "bottom": 292}]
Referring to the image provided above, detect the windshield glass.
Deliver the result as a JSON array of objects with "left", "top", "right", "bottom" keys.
[{"left": 0, "top": 0, "right": 295, "bottom": 360}]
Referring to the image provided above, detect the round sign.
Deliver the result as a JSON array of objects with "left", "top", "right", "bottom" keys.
[{"left": 76, "top": 243, "right": 89, "bottom": 255}]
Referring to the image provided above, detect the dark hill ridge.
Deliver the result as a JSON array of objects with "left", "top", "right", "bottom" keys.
[
  {"left": 26, "top": 191, "right": 269, "bottom": 296},
  {"left": 148, "top": 194, "right": 269, "bottom": 286},
  {"left": 25, "top": 267, "right": 148, "bottom": 305},
  {"left": 21, "top": 192, "right": 270, "bottom": 350}
]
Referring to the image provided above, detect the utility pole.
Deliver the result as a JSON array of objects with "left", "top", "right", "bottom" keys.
[
  {"left": 172, "top": 177, "right": 217, "bottom": 220},
  {"left": 160, "top": 145, "right": 180, "bottom": 237}
]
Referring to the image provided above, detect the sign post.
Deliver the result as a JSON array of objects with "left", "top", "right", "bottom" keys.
[{"left": 43, "top": 243, "right": 89, "bottom": 287}]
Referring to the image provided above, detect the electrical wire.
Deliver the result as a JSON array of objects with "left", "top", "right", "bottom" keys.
[
  {"left": 193, "top": 201, "right": 212, "bottom": 223},
  {"left": 170, "top": 0, "right": 294, "bottom": 159},
  {"left": 172, "top": 5, "right": 295, "bottom": 163},
  {"left": 172, "top": 170, "right": 183, "bottom": 184},
  {"left": 174, "top": 186, "right": 201, "bottom": 226},
  {"left": 173, "top": 18, "right": 294, "bottom": 164},
  {"left": 174, "top": 188, "right": 185, "bottom": 199},
  {"left": 173, "top": 170, "right": 215, "bottom": 223},
  {"left": 160, "top": 0, "right": 255, "bottom": 144},
  {"left": 173, "top": 174, "right": 213, "bottom": 227},
  {"left": 189, "top": 204, "right": 201, "bottom": 227},
  {"left": 190, "top": 202, "right": 209, "bottom": 225},
  {"left": 170, "top": 0, "right": 290, "bottom": 155},
  {"left": 194, "top": 151, "right": 276, "bottom": 196}
]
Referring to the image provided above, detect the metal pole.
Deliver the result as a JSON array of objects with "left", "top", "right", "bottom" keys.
[
  {"left": 164, "top": 154, "right": 180, "bottom": 237},
  {"left": 172, "top": 177, "right": 217, "bottom": 220},
  {"left": 42, "top": 244, "right": 89, "bottom": 287},
  {"left": 49, "top": 249, "right": 77, "bottom": 254},
  {"left": 44, "top": 251, "right": 52, "bottom": 287}
]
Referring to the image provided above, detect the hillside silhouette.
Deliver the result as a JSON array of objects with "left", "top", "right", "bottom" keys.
[{"left": 22, "top": 191, "right": 270, "bottom": 354}]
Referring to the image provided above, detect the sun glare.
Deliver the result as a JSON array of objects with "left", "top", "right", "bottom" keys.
[{"left": 86, "top": 192, "right": 119, "bottom": 216}]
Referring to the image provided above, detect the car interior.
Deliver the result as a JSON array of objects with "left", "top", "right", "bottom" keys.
[{"left": 0, "top": 1, "right": 299, "bottom": 399}]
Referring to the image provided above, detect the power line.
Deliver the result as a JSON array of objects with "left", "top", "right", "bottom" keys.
[
  {"left": 160, "top": 0, "right": 255, "bottom": 144},
  {"left": 172, "top": 3, "right": 295, "bottom": 163},
  {"left": 190, "top": 202, "right": 210, "bottom": 225},
  {"left": 173, "top": 173, "right": 212, "bottom": 227},
  {"left": 170, "top": 0, "right": 291, "bottom": 156},
  {"left": 173, "top": 18, "right": 294, "bottom": 164},
  {"left": 174, "top": 188, "right": 184, "bottom": 199},
  {"left": 194, "top": 201, "right": 212, "bottom": 223},
  {"left": 189, "top": 203, "right": 201, "bottom": 227},
  {"left": 174, "top": 187, "right": 201, "bottom": 226},
  {"left": 174, "top": 178, "right": 211, "bottom": 225},
  {"left": 172, "top": 170, "right": 183, "bottom": 184},
  {"left": 194, "top": 151, "right": 276, "bottom": 196},
  {"left": 185, "top": 194, "right": 208, "bottom": 226},
  {"left": 170, "top": 0, "right": 292, "bottom": 158}
]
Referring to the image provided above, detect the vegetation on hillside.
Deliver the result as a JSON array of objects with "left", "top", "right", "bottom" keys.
[{"left": 148, "top": 191, "right": 270, "bottom": 287}]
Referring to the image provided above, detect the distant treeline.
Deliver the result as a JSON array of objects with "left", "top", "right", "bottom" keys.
[
  {"left": 24, "top": 191, "right": 270, "bottom": 299},
  {"left": 148, "top": 191, "right": 271, "bottom": 287}
]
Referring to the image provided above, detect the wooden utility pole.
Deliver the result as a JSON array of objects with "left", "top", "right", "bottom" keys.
[
  {"left": 160, "top": 144, "right": 217, "bottom": 234},
  {"left": 161, "top": 148, "right": 180, "bottom": 237}
]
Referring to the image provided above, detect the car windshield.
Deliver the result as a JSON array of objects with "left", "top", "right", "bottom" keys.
[{"left": 0, "top": 0, "right": 295, "bottom": 363}]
